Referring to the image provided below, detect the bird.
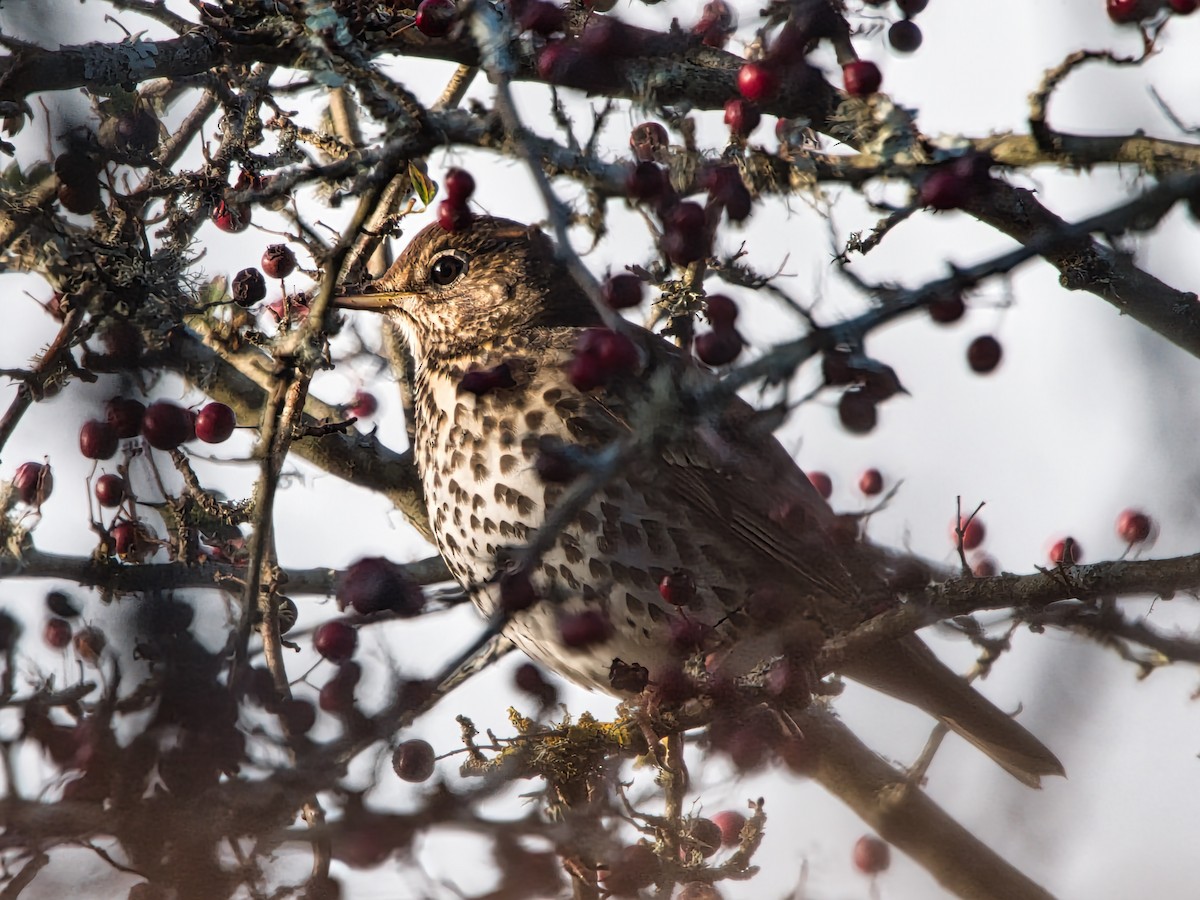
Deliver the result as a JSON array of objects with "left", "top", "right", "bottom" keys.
[{"left": 336, "top": 215, "right": 1063, "bottom": 787}]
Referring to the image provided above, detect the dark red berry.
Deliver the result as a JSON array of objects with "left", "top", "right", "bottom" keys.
[
  {"left": 919, "top": 168, "right": 972, "bottom": 210},
  {"left": 110, "top": 520, "right": 139, "bottom": 557},
  {"left": 602, "top": 274, "right": 644, "bottom": 310},
  {"left": 392, "top": 739, "right": 436, "bottom": 782},
  {"left": 703, "top": 166, "right": 752, "bottom": 223},
  {"left": 94, "top": 474, "right": 126, "bottom": 508},
  {"left": 443, "top": 167, "right": 475, "bottom": 204},
  {"left": 1168, "top": 0, "right": 1198, "bottom": 12},
  {"left": 514, "top": 662, "right": 558, "bottom": 706},
  {"left": 1117, "top": 509, "right": 1152, "bottom": 543},
  {"left": 737, "top": 62, "right": 779, "bottom": 102},
  {"left": 625, "top": 161, "right": 669, "bottom": 202},
  {"left": 319, "top": 661, "right": 361, "bottom": 714},
  {"left": 348, "top": 390, "right": 378, "bottom": 418},
  {"left": 663, "top": 201, "right": 711, "bottom": 266},
  {"left": 500, "top": 569, "right": 538, "bottom": 613},
  {"left": 568, "top": 328, "right": 639, "bottom": 390},
  {"left": 689, "top": 818, "right": 723, "bottom": 858},
  {"left": 896, "top": 0, "right": 929, "bottom": 16},
  {"left": 195, "top": 402, "right": 236, "bottom": 443},
  {"left": 79, "top": 420, "right": 118, "bottom": 460},
  {"left": 971, "top": 555, "right": 998, "bottom": 577},
  {"left": 100, "top": 321, "right": 142, "bottom": 367},
  {"left": 603, "top": 845, "right": 659, "bottom": 894},
  {"left": 658, "top": 570, "right": 697, "bottom": 607},
  {"left": 807, "top": 471, "right": 833, "bottom": 499},
  {"left": 519, "top": 0, "right": 565, "bottom": 35},
  {"left": 888, "top": 19, "right": 923, "bottom": 52},
  {"left": 705, "top": 295, "right": 739, "bottom": 327},
  {"left": 559, "top": 610, "right": 612, "bottom": 648},
  {"left": 536, "top": 40, "right": 580, "bottom": 83},
  {"left": 837, "top": 389, "right": 878, "bottom": 434},
  {"left": 723, "top": 98, "right": 761, "bottom": 138},
  {"left": 967, "top": 335, "right": 1003, "bottom": 374},
  {"left": 436, "top": 199, "right": 471, "bottom": 232},
  {"left": 46, "top": 591, "right": 80, "bottom": 618},
  {"left": 44, "top": 617, "right": 72, "bottom": 649},
  {"left": 953, "top": 515, "right": 986, "bottom": 550},
  {"left": 711, "top": 810, "right": 747, "bottom": 847},
  {"left": 1107, "top": 0, "right": 1156, "bottom": 22},
  {"left": 853, "top": 835, "right": 890, "bottom": 874},
  {"left": 693, "top": 0, "right": 735, "bottom": 47},
  {"left": 338, "top": 557, "right": 424, "bottom": 616},
  {"left": 630, "top": 122, "right": 669, "bottom": 162},
  {"left": 459, "top": 364, "right": 516, "bottom": 396},
  {"left": 843, "top": 60, "right": 882, "bottom": 96},
  {"left": 928, "top": 292, "right": 965, "bottom": 324},
  {"left": 279, "top": 698, "right": 316, "bottom": 735},
  {"left": 13, "top": 461, "right": 52, "bottom": 505},
  {"left": 261, "top": 244, "right": 297, "bottom": 279},
  {"left": 232, "top": 268, "right": 267, "bottom": 307},
  {"left": 142, "top": 401, "right": 194, "bottom": 450},
  {"left": 858, "top": 468, "right": 883, "bottom": 496},
  {"left": 106, "top": 397, "right": 145, "bottom": 438},
  {"left": 694, "top": 328, "right": 743, "bottom": 366},
  {"left": 313, "top": 620, "right": 358, "bottom": 662},
  {"left": 54, "top": 151, "right": 102, "bottom": 213},
  {"left": 414, "top": 0, "right": 456, "bottom": 36},
  {"left": 212, "top": 199, "right": 251, "bottom": 233}
]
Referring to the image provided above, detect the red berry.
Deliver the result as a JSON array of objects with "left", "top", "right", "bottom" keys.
[
  {"left": 658, "top": 570, "right": 697, "bottom": 607},
  {"left": 79, "top": 419, "right": 119, "bottom": 460},
  {"left": 142, "top": 401, "right": 195, "bottom": 450},
  {"left": 971, "top": 555, "right": 998, "bottom": 577},
  {"left": 625, "top": 161, "right": 669, "bottom": 202},
  {"left": 693, "top": 0, "right": 735, "bottom": 47},
  {"left": 630, "top": 122, "right": 669, "bottom": 162},
  {"left": 100, "top": 321, "right": 143, "bottom": 367},
  {"left": 261, "top": 244, "right": 297, "bottom": 279},
  {"left": 703, "top": 166, "right": 752, "bottom": 223},
  {"left": 500, "top": 569, "right": 538, "bottom": 613},
  {"left": 928, "top": 292, "right": 965, "bottom": 324},
  {"left": 318, "top": 660, "right": 361, "bottom": 713},
  {"left": 858, "top": 468, "right": 883, "bottom": 496},
  {"left": 694, "top": 328, "right": 743, "bottom": 366},
  {"left": 46, "top": 592, "right": 80, "bottom": 618},
  {"left": 723, "top": 98, "right": 761, "bottom": 138},
  {"left": 1168, "top": 0, "right": 1198, "bottom": 12},
  {"left": 559, "top": 610, "right": 612, "bottom": 648},
  {"left": 1116, "top": 509, "right": 1152, "bottom": 543},
  {"left": 888, "top": 19, "right": 923, "bottom": 52},
  {"left": 518, "top": 0, "right": 566, "bottom": 36},
  {"left": 279, "top": 698, "right": 316, "bottom": 735},
  {"left": 94, "top": 474, "right": 126, "bottom": 508},
  {"left": 853, "top": 835, "right": 890, "bottom": 874},
  {"left": 436, "top": 199, "right": 471, "bottom": 232},
  {"left": 568, "top": 328, "right": 639, "bottom": 390},
  {"left": 967, "top": 335, "right": 1003, "bottom": 374},
  {"left": 602, "top": 274, "right": 644, "bottom": 310},
  {"left": 13, "top": 461, "right": 52, "bottom": 505},
  {"left": 232, "top": 268, "right": 267, "bottom": 307},
  {"left": 349, "top": 389, "right": 378, "bottom": 417},
  {"left": 106, "top": 397, "right": 145, "bottom": 438},
  {"left": 668, "top": 615, "right": 712, "bottom": 653},
  {"left": 338, "top": 556, "right": 424, "bottom": 616},
  {"left": 212, "top": 199, "right": 251, "bottom": 233},
  {"left": 919, "top": 168, "right": 972, "bottom": 210},
  {"left": 313, "top": 620, "right": 358, "bottom": 662},
  {"left": 704, "top": 294, "right": 739, "bottom": 328},
  {"left": 514, "top": 662, "right": 558, "bottom": 705},
  {"left": 737, "top": 62, "right": 780, "bottom": 102},
  {"left": 194, "top": 402, "right": 236, "bottom": 443},
  {"left": 1049, "top": 536, "right": 1082, "bottom": 565},
  {"left": 664, "top": 201, "right": 711, "bottom": 266},
  {"left": 603, "top": 844, "right": 659, "bottom": 893},
  {"left": 711, "top": 810, "right": 747, "bottom": 847},
  {"left": 536, "top": 40, "right": 580, "bottom": 83},
  {"left": 414, "top": 0, "right": 456, "bottom": 36},
  {"left": 110, "top": 521, "right": 138, "bottom": 557},
  {"left": 44, "top": 617, "right": 72, "bottom": 649},
  {"left": 392, "top": 739, "right": 436, "bottom": 782},
  {"left": 842, "top": 60, "right": 882, "bottom": 96},
  {"left": 953, "top": 515, "right": 986, "bottom": 550},
  {"left": 807, "top": 471, "right": 833, "bottom": 499},
  {"left": 1108, "top": 0, "right": 1156, "bottom": 22},
  {"left": 837, "top": 389, "right": 878, "bottom": 434},
  {"left": 443, "top": 167, "right": 476, "bottom": 204},
  {"left": 459, "top": 364, "right": 516, "bottom": 396}
]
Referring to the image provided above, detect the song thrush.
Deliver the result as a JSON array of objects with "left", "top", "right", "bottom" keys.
[{"left": 337, "top": 216, "right": 1062, "bottom": 786}]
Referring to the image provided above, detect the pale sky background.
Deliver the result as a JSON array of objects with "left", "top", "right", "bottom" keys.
[{"left": 1, "top": 1, "right": 1199, "bottom": 898}]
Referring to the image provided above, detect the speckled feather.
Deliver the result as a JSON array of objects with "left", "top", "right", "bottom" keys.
[{"left": 353, "top": 216, "right": 1063, "bottom": 786}]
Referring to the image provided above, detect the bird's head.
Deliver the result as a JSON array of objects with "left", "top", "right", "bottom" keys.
[{"left": 336, "top": 216, "right": 601, "bottom": 362}]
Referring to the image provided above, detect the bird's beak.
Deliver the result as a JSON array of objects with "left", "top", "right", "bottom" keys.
[{"left": 333, "top": 290, "right": 406, "bottom": 312}]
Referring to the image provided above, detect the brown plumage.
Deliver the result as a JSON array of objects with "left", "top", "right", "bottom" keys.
[{"left": 337, "top": 216, "right": 1063, "bottom": 787}]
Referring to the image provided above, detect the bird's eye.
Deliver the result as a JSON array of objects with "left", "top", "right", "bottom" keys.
[{"left": 428, "top": 251, "right": 467, "bottom": 286}]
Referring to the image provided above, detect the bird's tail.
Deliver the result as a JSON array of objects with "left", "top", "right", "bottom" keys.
[{"left": 838, "top": 634, "right": 1064, "bottom": 787}]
